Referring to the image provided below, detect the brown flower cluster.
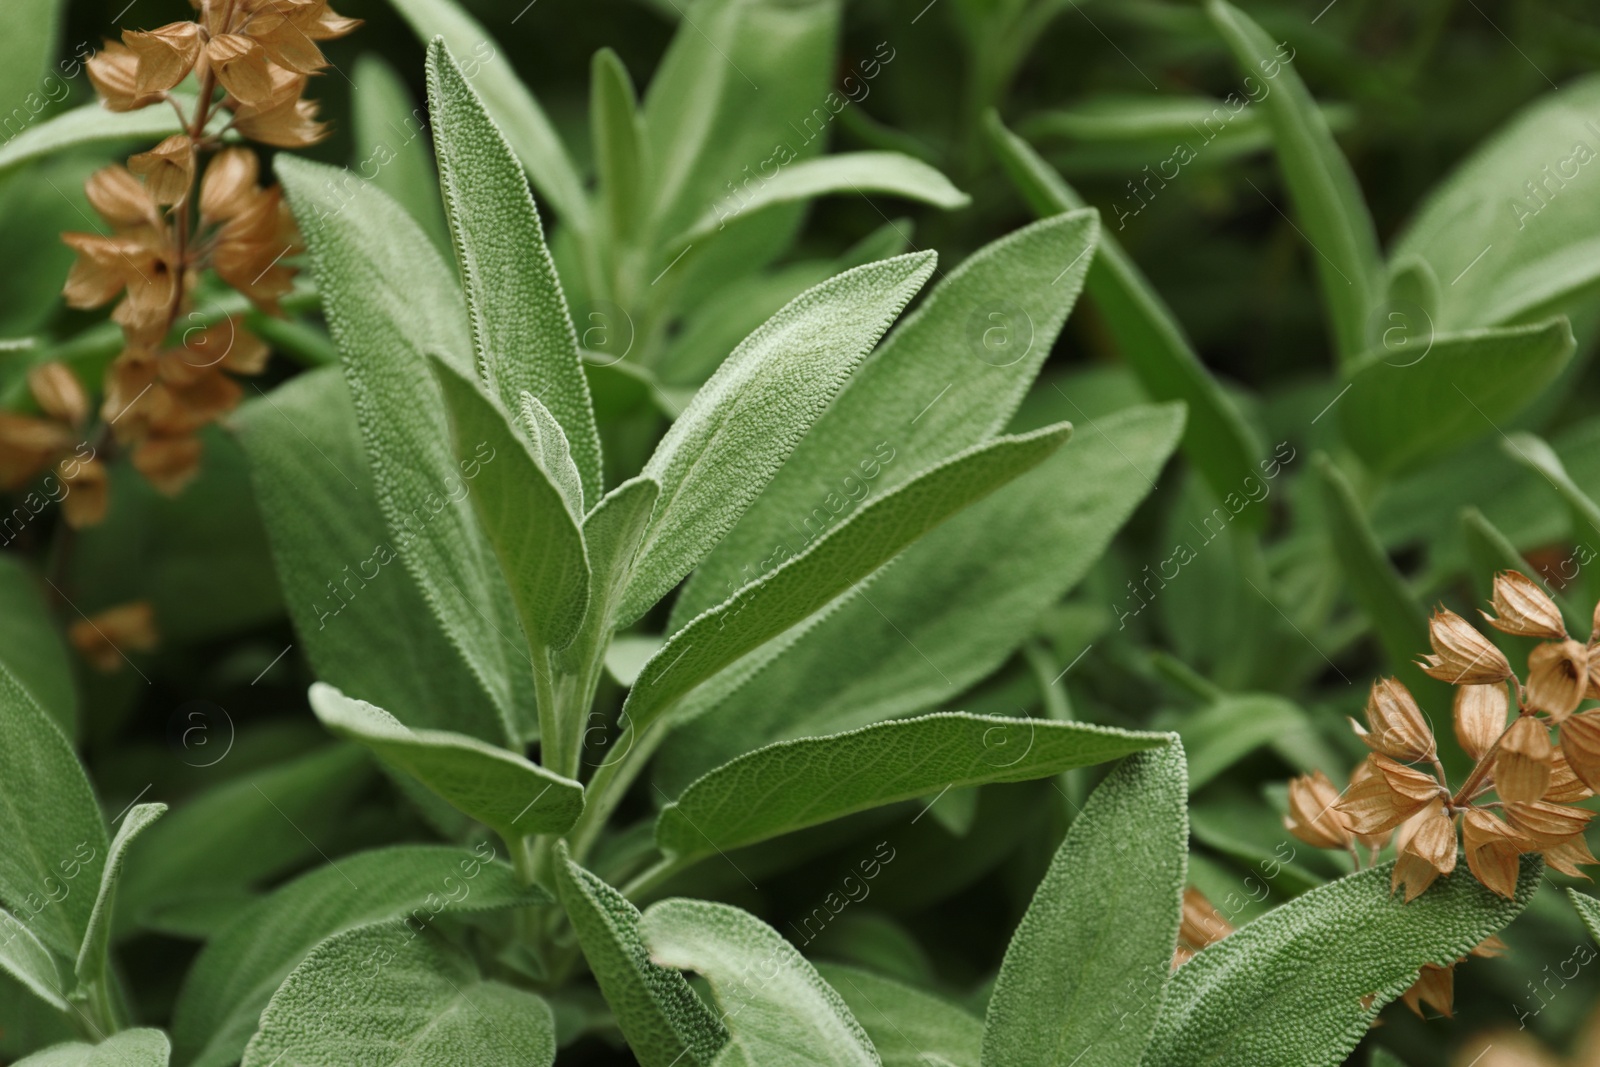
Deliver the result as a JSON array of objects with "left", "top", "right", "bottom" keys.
[
  {"left": 1285, "top": 572, "right": 1600, "bottom": 905},
  {"left": 0, "top": 364, "right": 106, "bottom": 527},
  {"left": 39, "top": 1, "right": 357, "bottom": 506}
]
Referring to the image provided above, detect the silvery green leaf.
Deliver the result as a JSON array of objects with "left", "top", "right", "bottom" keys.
[
  {"left": 75, "top": 803, "right": 165, "bottom": 989},
  {"left": 641, "top": 898, "right": 879, "bottom": 1066},
  {"left": 276, "top": 155, "right": 534, "bottom": 744},
  {"left": 386, "top": 0, "right": 588, "bottom": 226},
  {"left": 309, "top": 683, "right": 583, "bottom": 841},
  {"left": 0, "top": 661, "right": 106, "bottom": 960},
  {"left": 1145, "top": 860, "right": 1540, "bottom": 1067},
  {"left": 657, "top": 714, "right": 1168, "bottom": 860},
  {"left": 351, "top": 55, "right": 449, "bottom": 251},
  {"left": 623, "top": 253, "right": 937, "bottom": 624},
  {"left": 554, "top": 848, "right": 728, "bottom": 1067},
  {"left": 0, "top": 554, "right": 76, "bottom": 738},
  {"left": 674, "top": 211, "right": 1098, "bottom": 626},
  {"left": 427, "top": 40, "right": 604, "bottom": 504},
  {"left": 0, "top": 97, "right": 200, "bottom": 180},
  {"left": 561, "top": 477, "right": 662, "bottom": 676},
  {"left": 0, "top": 908, "right": 68, "bottom": 1013},
  {"left": 174, "top": 845, "right": 544, "bottom": 1067},
  {"left": 15, "top": 1029, "right": 170, "bottom": 1066},
  {"left": 592, "top": 47, "right": 650, "bottom": 245},
  {"left": 626, "top": 423, "right": 1072, "bottom": 731},
  {"left": 816, "top": 964, "right": 982, "bottom": 1067},
  {"left": 241, "top": 922, "right": 555, "bottom": 1067},
  {"left": 982, "top": 745, "right": 1186, "bottom": 1067},
  {"left": 521, "top": 392, "right": 587, "bottom": 519}
]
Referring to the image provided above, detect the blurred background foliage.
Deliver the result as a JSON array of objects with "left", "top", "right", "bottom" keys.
[{"left": 9, "top": 0, "right": 1600, "bottom": 1063}]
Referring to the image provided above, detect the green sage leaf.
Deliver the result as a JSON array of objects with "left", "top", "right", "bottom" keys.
[{"left": 75, "top": 803, "right": 165, "bottom": 989}]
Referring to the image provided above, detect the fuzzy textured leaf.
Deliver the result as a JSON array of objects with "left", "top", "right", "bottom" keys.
[
  {"left": 0, "top": 908, "right": 68, "bottom": 1013},
  {"left": 76, "top": 803, "right": 165, "bottom": 989},
  {"left": 16, "top": 1030, "right": 170, "bottom": 1067},
  {"left": 816, "top": 963, "right": 982, "bottom": 1067},
  {"left": 658, "top": 713, "right": 1168, "bottom": 860},
  {"left": 1145, "top": 859, "right": 1540, "bottom": 1067},
  {"left": 983, "top": 744, "right": 1187, "bottom": 1067}
]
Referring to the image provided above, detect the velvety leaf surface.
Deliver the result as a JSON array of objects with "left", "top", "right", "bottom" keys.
[
  {"left": 427, "top": 40, "right": 604, "bottom": 504},
  {"left": 561, "top": 476, "right": 662, "bottom": 674},
  {"left": 236, "top": 368, "right": 507, "bottom": 743},
  {"left": 1206, "top": 0, "right": 1381, "bottom": 364},
  {"left": 386, "top": 0, "right": 588, "bottom": 225},
  {"left": 1145, "top": 860, "right": 1540, "bottom": 1067},
  {"left": 627, "top": 424, "right": 1071, "bottom": 729},
  {"left": 240, "top": 923, "right": 555, "bottom": 1067},
  {"left": 657, "top": 403, "right": 1184, "bottom": 794},
  {"left": 309, "top": 683, "right": 583, "bottom": 841},
  {"left": 657, "top": 713, "right": 1168, "bottom": 860},
  {"left": 0, "top": 661, "right": 107, "bottom": 959},
  {"left": 1340, "top": 318, "right": 1575, "bottom": 474},
  {"left": 75, "top": 803, "right": 165, "bottom": 988},
  {"left": 641, "top": 899, "right": 878, "bottom": 1067},
  {"left": 174, "top": 845, "right": 543, "bottom": 1067},
  {"left": 815, "top": 964, "right": 982, "bottom": 1067},
  {"left": 984, "top": 116, "right": 1264, "bottom": 522},
  {"left": 1568, "top": 889, "right": 1600, "bottom": 943},
  {"left": 674, "top": 212, "right": 1097, "bottom": 627},
  {"left": 982, "top": 744, "right": 1187, "bottom": 1067},
  {"left": 0, "top": 908, "right": 68, "bottom": 1012},
  {"left": 15, "top": 1029, "right": 170, "bottom": 1066},
  {"left": 276, "top": 154, "right": 533, "bottom": 744},
  {"left": 623, "top": 253, "right": 936, "bottom": 623},
  {"left": 554, "top": 849, "right": 728, "bottom": 1067}
]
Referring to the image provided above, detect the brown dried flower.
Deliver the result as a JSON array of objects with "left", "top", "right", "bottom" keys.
[
  {"left": 1420, "top": 607, "right": 1513, "bottom": 685},
  {"left": 1454, "top": 683, "right": 1509, "bottom": 762},
  {"left": 1284, "top": 770, "right": 1353, "bottom": 851},
  {"left": 1353, "top": 678, "right": 1435, "bottom": 763},
  {"left": 1526, "top": 639, "right": 1589, "bottom": 721},
  {"left": 1484, "top": 571, "right": 1567, "bottom": 640},
  {"left": 68, "top": 601, "right": 158, "bottom": 672},
  {"left": 1392, "top": 800, "right": 1457, "bottom": 903}
]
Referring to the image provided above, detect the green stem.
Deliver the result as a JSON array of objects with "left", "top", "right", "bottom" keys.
[
  {"left": 534, "top": 649, "right": 574, "bottom": 780},
  {"left": 567, "top": 718, "right": 667, "bottom": 864},
  {"left": 620, "top": 854, "right": 695, "bottom": 904}
]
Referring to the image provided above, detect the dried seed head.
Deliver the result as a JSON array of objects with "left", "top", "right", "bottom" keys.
[
  {"left": 58, "top": 457, "right": 109, "bottom": 529},
  {"left": 0, "top": 414, "right": 75, "bottom": 489},
  {"left": 85, "top": 166, "right": 157, "bottom": 229},
  {"left": 61, "top": 233, "right": 149, "bottom": 309},
  {"left": 68, "top": 601, "right": 158, "bottom": 672},
  {"left": 234, "top": 94, "right": 328, "bottom": 149},
  {"left": 1419, "top": 607, "right": 1513, "bottom": 685},
  {"left": 1526, "top": 639, "right": 1589, "bottom": 721},
  {"left": 1544, "top": 749, "right": 1595, "bottom": 804},
  {"left": 248, "top": 9, "right": 331, "bottom": 73},
  {"left": 206, "top": 34, "right": 275, "bottom": 107},
  {"left": 111, "top": 258, "right": 181, "bottom": 346},
  {"left": 123, "top": 22, "right": 203, "bottom": 96},
  {"left": 1179, "top": 887, "right": 1233, "bottom": 952},
  {"left": 1336, "top": 755, "right": 1436, "bottom": 835},
  {"left": 1559, "top": 709, "right": 1600, "bottom": 794},
  {"left": 1496, "top": 716, "right": 1554, "bottom": 804},
  {"left": 1484, "top": 571, "right": 1566, "bottom": 639},
  {"left": 1462, "top": 809, "right": 1526, "bottom": 900},
  {"left": 1454, "top": 683, "right": 1509, "bottom": 762},
  {"left": 1470, "top": 935, "right": 1509, "bottom": 959},
  {"left": 27, "top": 363, "right": 89, "bottom": 428},
  {"left": 86, "top": 42, "right": 157, "bottom": 112},
  {"left": 1400, "top": 962, "right": 1454, "bottom": 1018},
  {"left": 132, "top": 434, "right": 203, "bottom": 496},
  {"left": 128, "top": 135, "right": 194, "bottom": 207},
  {"left": 200, "top": 148, "right": 261, "bottom": 223},
  {"left": 1504, "top": 799, "right": 1593, "bottom": 848},
  {"left": 1391, "top": 800, "right": 1457, "bottom": 903},
  {"left": 1352, "top": 678, "right": 1435, "bottom": 763},
  {"left": 1543, "top": 835, "right": 1598, "bottom": 879},
  {"left": 1284, "top": 770, "right": 1353, "bottom": 851}
]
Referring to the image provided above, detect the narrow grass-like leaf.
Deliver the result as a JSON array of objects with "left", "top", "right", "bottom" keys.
[
  {"left": 276, "top": 155, "right": 533, "bottom": 744},
  {"left": 0, "top": 908, "right": 68, "bottom": 1013},
  {"left": 641, "top": 899, "right": 877, "bottom": 1067},
  {"left": 237, "top": 369, "right": 507, "bottom": 743},
  {"left": 427, "top": 39, "right": 604, "bottom": 504},
  {"left": 657, "top": 404, "right": 1184, "bottom": 794},
  {"left": 520, "top": 393, "right": 586, "bottom": 517},
  {"left": 1393, "top": 76, "right": 1600, "bottom": 328},
  {"left": 309, "top": 684, "right": 582, "bottom": 841},
  {"left": 623, "top": 253, "right": 936, "bottom": 624},
  {"left": 554, "top": 848, "right": 727, "bottom": 1067},
  {"left": 386, "top": 0, "right": 588, "bottom": 226},
  {"left": 431, "top": 357, "right": 589, "bottom": 660},
  {"left": 1340, "top": 319, "right": 1575, "bottom": 474},
  {"left": 674, "top": 152, "right": 968, "bottom": 247},
  {"left": 1176, "top": 695, "right": 1314, "bottom": 792},
  {"left": 1145, "top": 859, "right": 1540, "bottom": 1067},
  {"left": 658, "top": 714, "right": 1168, "bottom": 860},
  {"left": 983, "top": 744, "right": 1187, "bottom": 1067},
  {"left": 115, "top": 745, "right": 373, "bottom": 931},
  {"left": 1205, "top": 0, "right": 1382, "bottom": 365},
  {"left": 628, "top": 424, "right": 1072, "bottom": 730},
  {"left": 241, "top": 922, "right": 555, "bottom": 1067},
  {"left": 674, "top": 211, "right": 1099, "bottom": 626},
  {"left": 0, "top": 662, "right": 106, "bottom": 960},
  {"left": 0, "top": 555, "right": 76, "bottom": 738},
  {"left": 16, "top": 1029, "right": 170, "bottom": 1066},
  {"left": 1502, "top": 432, "right": 1600, "bottom": 546},
  {"left": 984, "top": 115, "right": 1265, "bottom": 523},
  {"left": 592, "top": 47, "right": 650, "bottom": 245},
  {"left": 174, "top": 845, "right": 544, "bottom": 1067},
  {"left": 351, "top": 55, "right": 449, "bottom": 252},
  {"left": 816, "top": 964, "right": 982, "bottom": 1067},
  {"left": 75, "top": 803, "right": 164, "bottom": 989}
]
